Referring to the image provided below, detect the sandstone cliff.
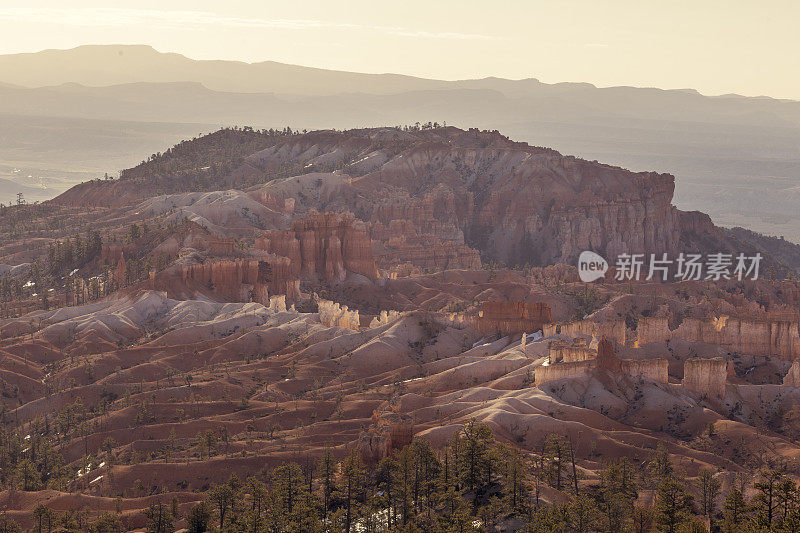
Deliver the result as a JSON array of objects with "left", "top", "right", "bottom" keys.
[
  {"left": 549, "top": 338, "right": 595, "bottom": 363},
  {"left": 638, "top": 316, "right": 800, "bottom": 360},
  {"left": 535, "top": 360, "right": 593, "bottom": 386},
  {"left": 683, "top": 358, "right": 727, "bottom": 399},
  {"left": 52, "top": 127, "right": 763, "bottom": 271},
  {"left": 256, "top": 211, "right": 377, "bottom": 283},
  {"left": 249, "top": 127, "right": 741, "bottom": 268},
  {"left": 149, "top": 256, "right": 301, "bottom": 303},
  {"left": 474, "top": 301, "right": 551, "bottom": 336},
  {"left": 537, "top": 335, "right": 668, "bottom": 386},
  {"left": 784, "top": 360, "right": 800, "bottom": 387}
]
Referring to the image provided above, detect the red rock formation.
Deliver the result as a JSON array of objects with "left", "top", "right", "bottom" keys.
[
  {"left": 375, "top": 239, "right": 481, "bottom": 272},
  {"left": 366, "top": 185, "right": 482, "bottom": 270},
  {"left": 255, "top": 231, "right": 301, "bottom": 276},
  {"left": 149, "top": 256, "right": 300, "bottom": 303},
  {"left": 549, "top": 338, "right": 596, "bottom": 363},
  {"left": 620, "top": 359, "right": 668, "bottom": 383},
  {"left": 358, "top": 409, "right": 414, "bottom": 463},
  {"left": 638, "top": 316, "right": 800, "bottom": 360},
  {"left": 387, "top": 421, "right": 414, "bottom": 454},
  {"left": 543, "top": 320, "right": 628, "bottom": 346},
  {"left": 384, "top": 263, "right": 422, "bottom": 278},
  {"left": 257, "top": 211, "right": 377, "bottom": 282},
  {"left": 56, "top": 127, "right": 752, "bottom": 270},
  {"left": 535, "top": 360, "right": 594, "bottom": 386},
  {"left": 101, "top": 244, "right": 131, "bottom": 265},
  {"left": 259, "top": 192, "right": 295, "bottom": 214},
  {"left": 244, "top": 127, "right": 736, "bottom": 268},
  {"left": 113, "top": 254, "right": 127, "bottom": 287},
  {"left": 199, "top": 236, "right": 236, "bottom": 256},
  {"left": 596, "top": 336, "right": 621, "bottom": 372},
  {"left": 542, "top": 335, "right": 667, "bottom": 384},
  {"left": 474, "top": 301, "right": 551, "bottom": 336},
  {"left": 727, "top": 361, "right": 737, "bottom": 380}
]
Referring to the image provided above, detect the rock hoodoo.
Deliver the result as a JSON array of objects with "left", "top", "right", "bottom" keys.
[
  {"left": 536, "top": 335, "right": 668, "bottom": 386},
  {"left": 100, "top": 244, "right": 130, "bottom": 265},
  {"left": 317, "top": 298, "right": 361, "bottom": 330},
  {"left": 256, "top": 211, "right": 378, "bottom": 282},
  {"left": 683, "top": 357, "right": 727, "bottom": 399},
  {"left": 596, "top": 336, "right": 620, "bottom": 371},
  {"left": 535, "top": 360, "right": 593, "bottom": 386},
  {"left": 367, "top": 186, "right": 482, "bottom": 270},
  {"left": 358, "top": 409, "right": 414, "bottom": 464},
  {"left": 369, "top": 309, "right": 401, "bottom": 328},
  {"left": 149, "top": 256, "right": 301, "bottom": 303},
  {"left": 548, "top": 338, "right": 595, "bottom": 363}
]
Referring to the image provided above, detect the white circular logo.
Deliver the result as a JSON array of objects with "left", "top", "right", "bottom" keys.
[{"left": 578, "top": 251, "right": 608, "bottom": 282}]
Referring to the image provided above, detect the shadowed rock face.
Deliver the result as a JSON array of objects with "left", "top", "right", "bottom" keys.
[
  {"left": 683, "top": 357, "right": 728, "bottom": 399},
  {"left": 597, "top": 336, "right": 620, "bottom": 372},
  {"left": 149, "top": 256, "right": 301, "bottom": 303},
  {"left": 256, "top": 211, "right": 377, "bottom": 282},
  {"left": 247, "top": 127, "right": 738, "bottom": 268},
  {"left": 638, "top": 316, "right": 800, "bottom": 361},
  {"left": 474, "top": 301, "right": 552, "bottom": 336}
]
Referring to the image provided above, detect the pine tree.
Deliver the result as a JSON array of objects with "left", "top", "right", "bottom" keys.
[
  {"left": 567, "top": 494, "right": 599, "bottom": 533},
  {"left": 545, "top": 434, "right": 568, "bottom": 492},
  {"left": 696, "top": 468, "right": 721, "bottom": 526},
  {"left": 0, "top": 513, "right": 22, "bottom": 533},
  {"left": 318, "top": 448, "right": 336, "bottom": 517},
  {"left": 754, "top": 469, "right": 784, "bottom": 528},
  {"left": 598, "top": 459, "right": 638, "bottom": 531},
  {"left": 655, "top": 477, "right": 694, "bottom": 533},
  {"left": 209, "top": 475, "right": 239, "bottom": 529},
  {"left": 144, "top": 500, "right": 173, "bottom": 533},
  {"left": 411, "top": 438, "right": 439, "bottom": 520},
  {"left": 502, "top": 444, "right": 530, "bottom": 514},
  {"left": 777, "top": 477, "right": 798, "bottom": 526},
  {"left": 270, "top": 462, "right": 309, "bottom": 524},
  {"left": 185, "top": 502, "right": 212, "bottom": 533},
  {"left": 722, "top": 489, "right": 748, "bottom": 530},
  {"left": 340, "top": 449, "right": 365, "bottom": 533},
  {"left": 457, "top": 420, "right": 494, "bottom": 494}
]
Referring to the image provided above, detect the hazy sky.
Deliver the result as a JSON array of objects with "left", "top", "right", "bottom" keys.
[{"left": 1, "top": 0, "right": 798, "bottom": 99}]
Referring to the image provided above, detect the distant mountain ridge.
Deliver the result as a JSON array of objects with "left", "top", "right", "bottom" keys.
[
  {"left": 1, "top": 45, "right": 799, "bottom": 243},
  {"left": 0, "top": 44, "right": 451, "bottom": 95},
  {"left": 1, "top": 45, "right": 799, "bottom": 131},
  {"left": 1, "top": 45, "right": 798, "bottom": 105}
]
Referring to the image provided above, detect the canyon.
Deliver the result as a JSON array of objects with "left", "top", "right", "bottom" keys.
[{"left": 1, "top": 126, "right": 800, "bottom": 530}]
